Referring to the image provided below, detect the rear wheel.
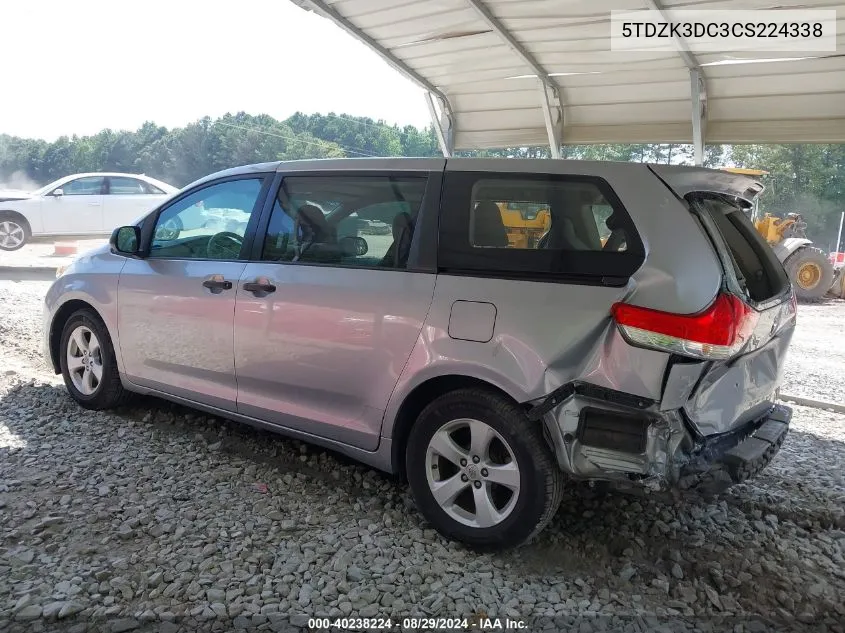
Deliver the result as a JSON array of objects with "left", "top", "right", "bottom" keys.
[
  {"left": 0, "top": 216, "right": 29, "bottom": 251},
  {"left": 784, "top": 246, "right": 834, "bottom": 301},
  {"left": 406, "top": 388, "right": 564, "bottom": 550}
]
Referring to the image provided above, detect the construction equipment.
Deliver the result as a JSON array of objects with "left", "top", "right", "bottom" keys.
[
  {"left": 720, "top": 167, "right": 837, "bottom": 301},
  {"left": 830, "top": 251, "right": 845, "bottom": 299},
  {"left": 496, "top": 202, "right": 551, "bottom": 249}
]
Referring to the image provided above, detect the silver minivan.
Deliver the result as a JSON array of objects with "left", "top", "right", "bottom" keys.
[{"left": 44, "top": 158, "right": 796, "bottom": 549}]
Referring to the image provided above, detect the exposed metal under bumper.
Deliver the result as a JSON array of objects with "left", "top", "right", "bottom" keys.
[{"left": 542, "top": 393, "right": 791, "bottom": 497}]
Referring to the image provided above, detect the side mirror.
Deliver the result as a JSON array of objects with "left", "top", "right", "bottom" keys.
[
  {"left": 52, "top": 188, "right": 64, "bottom": 197},
  {"left": 110, "top": 226, "right": 141, "bottom": 256},
  {"left": 340, "top": 235, "right": 368, "bottom": 257}
]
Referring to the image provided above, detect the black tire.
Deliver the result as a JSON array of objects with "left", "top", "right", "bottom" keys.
[
  {"left": 0, "top": 214, "right": 30, "bottom": 251},
  {"left": 59, "top": 309, "right": 130, "bottom": 410},
  {"left": 784, "top": 246, "right": 834, "bottom": 301},
  {"left": 406, "top": 388, "right": 564, "bottom": 550}
]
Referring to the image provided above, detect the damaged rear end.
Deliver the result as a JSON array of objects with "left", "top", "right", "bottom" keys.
[{"left": 535, "top": 165, "right": 796, "bottom": 496}]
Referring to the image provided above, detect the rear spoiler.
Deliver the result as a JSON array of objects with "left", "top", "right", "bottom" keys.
[{"left": 648, "top": 164, "right": 764, "bottom": 206}]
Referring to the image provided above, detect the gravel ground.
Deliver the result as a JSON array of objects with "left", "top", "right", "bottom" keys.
[
  {"left": 1, "top": 281, "right": 844, "bottom": 633},
  {"left": 781, "top": 301, "right": 845, "bottom": 405}
]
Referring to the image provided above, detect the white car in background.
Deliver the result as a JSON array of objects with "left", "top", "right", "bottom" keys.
[{"left": 0, "top": 172, "right": 178, "bottom": 250}]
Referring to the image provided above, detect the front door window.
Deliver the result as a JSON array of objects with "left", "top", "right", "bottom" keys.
[
  {"left": 149, "top": 178, "right": 263, "bottom": 260},
  {"left": 60, "top": 176, "right": 105, "bottom": 195},
  {"left": 260, "top": 175, "right": 427, "bottom": 269}
]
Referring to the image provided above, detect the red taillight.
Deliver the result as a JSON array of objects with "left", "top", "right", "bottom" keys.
[{"left": 611, "top": 293, "right": 759, "bottom": 360}]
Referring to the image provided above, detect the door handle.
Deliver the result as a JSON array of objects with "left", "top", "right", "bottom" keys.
[
  {"left": 202, "top": 275, "right": 233, "bottom": 293},
  {"left": 242, "top": 278, "right": 276, "bottom": 294}
]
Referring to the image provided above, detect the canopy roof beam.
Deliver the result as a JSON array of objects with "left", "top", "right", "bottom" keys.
[
  {"left": 643, "top": 0, "right": 701, "bottom": 71},
  {"left": 464, "top": 0, "right": 557, "bottom": 89},
  {"left": 290, "top": 0, "right": 845, "bottom": 149},
  {"left": 295, "top": 0, "right": 457, "bottom": 145},
  {"left": 464, "top": 0, "right": 563, "bottom": 157}
]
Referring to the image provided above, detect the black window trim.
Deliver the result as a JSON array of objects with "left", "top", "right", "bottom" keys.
[
  {"left": 436, "top": 170, "right": 646, "bottom": 285},
  {"left": 248, "top": 169, "right": 441, "bottom": 273},
  {"left": 137, "top": 172, "right": 273, "bottom": 262}
]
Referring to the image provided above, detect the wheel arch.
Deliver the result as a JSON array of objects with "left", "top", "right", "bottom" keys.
[
  {"left": 0, "top": 209, "right": 32, "bottom": 228},
  {"left": 388, "top": 374, "right": 527, "bottom": 479},
  {"left": 48, "top": 300, "right": 107, "bottom": 374}
]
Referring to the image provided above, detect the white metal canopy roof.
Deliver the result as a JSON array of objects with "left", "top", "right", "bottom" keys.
[{"left": 290, "top": 0, "right": 845, "bottom": 160}]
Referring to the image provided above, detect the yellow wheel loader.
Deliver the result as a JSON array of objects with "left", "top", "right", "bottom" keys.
[
  {"left": 495, "top": 202, "right": 552, "bottom": 249},
  {"left": 721, "top": 168, "right": 838, "bottom": 301}
]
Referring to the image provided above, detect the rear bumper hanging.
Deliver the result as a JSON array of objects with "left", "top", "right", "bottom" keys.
[
  {"left": 676, "top": 404, "right": 791, "bottom": 495},
  {"left": 535, "top": 383, "right": 791, "bottom": 496}
]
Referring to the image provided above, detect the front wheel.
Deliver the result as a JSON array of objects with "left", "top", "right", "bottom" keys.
[
  {"left": 0, "top": 217, "right": 29, "bottom": 251},
  {"left": 59, "top": 309, "right": 129, "bottom": 410},
  {"left": 406, "top": 388, "right": 564, "bottom": 550},
  {"left": 784, "top": 246, "right": 834, "bottom": 301}
]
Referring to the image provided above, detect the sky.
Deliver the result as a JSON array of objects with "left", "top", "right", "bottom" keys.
[{"left": 0, "top": 0, "right": 431, "bottom": 141}]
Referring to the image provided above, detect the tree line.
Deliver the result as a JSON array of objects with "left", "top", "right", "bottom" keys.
[{"left": 0, "top": 111, "right": 842, "bottom": 247}]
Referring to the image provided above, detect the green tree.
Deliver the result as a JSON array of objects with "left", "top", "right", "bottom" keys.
[
  {"left": 731, "top": 144, "right": 844, "bottom": 243},
  {"left": 1, "top": 114, "right": 841, "bottom": 247}
]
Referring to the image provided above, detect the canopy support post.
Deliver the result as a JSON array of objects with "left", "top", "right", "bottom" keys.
[
  {"left": 691, "top": 69, "right": 707, "bottom": 166},
  {"left": 644, "top": 0, "right": 707, "bottom": 164},
  {"left": 539, "top": 83, "right": 562, "bottom": 159},
  {"left": 425, "top": 91, "right": 454, "bottom": 158}
]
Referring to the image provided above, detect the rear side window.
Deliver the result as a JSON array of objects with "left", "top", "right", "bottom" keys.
[
  {"left": 144, "top": 182, "right": 166, "bottom": 195},
  {"left": 690, "top": 195, "right": 789, "bottom": 303},
  {"left": 439, "top": 172, "right": 644, "bottom": 282},
  {"left": 108, "top": 177, "right": 160, "bottom": 195}
]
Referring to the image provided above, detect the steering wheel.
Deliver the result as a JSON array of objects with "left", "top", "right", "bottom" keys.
[
  {"left": 155, "top": 216, "right": 182, "bottom": 241},
  {"left": 206, "top": 231, "right": 244, "bottom": 259}
]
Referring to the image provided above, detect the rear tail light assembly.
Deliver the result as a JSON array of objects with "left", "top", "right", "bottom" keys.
[{"left": 611, "top": 293, "right": 766, "bottom": 361}]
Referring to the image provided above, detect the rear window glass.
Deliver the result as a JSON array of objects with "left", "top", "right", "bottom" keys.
[
  {"left": 438, "top": 172, "right": 645, "bottom": 282},
  {"left": 691, "top": 195, "right": 788, "bottom": 303}
]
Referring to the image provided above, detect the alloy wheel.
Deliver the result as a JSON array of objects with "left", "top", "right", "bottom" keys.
[
  {"left": 66, "top": 325, "right": 103, "bottom": 396},
  {"left": 425, "top": 417, "right": 521, "bottom": 528},
  {"left": 0, "top": 220, "right": 25, "bottom": 249}
]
